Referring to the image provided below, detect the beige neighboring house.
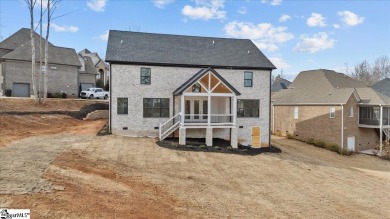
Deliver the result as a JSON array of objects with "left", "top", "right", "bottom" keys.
[
  {"left": 272, "top": 69, "right": 390, "bottom": 153},
  {"left": 0, "top": 28, "right": 81, "bottom": 97},
  {"left": 77, "top": 54, "right": 98, "bottom": 92},
  {"left": 105, "top": 30, "right": 276, "bottom": 148},
  {"left": 79, "top": 49, "right": 109, "bottom": 86}
]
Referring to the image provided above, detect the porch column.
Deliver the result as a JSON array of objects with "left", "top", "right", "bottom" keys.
[
  {"left": 206, "top": 127, "right": 213, "bottom": 146},
  {"left": 380, "top": 105, "right": 383, "bottom": 155},
  {"left": 231, "top": 127, "right": 238, "bottom": 148},
  {"left": 208, "top": 95, "right": 211, "bottom": 126},
  {"left": 181, "top": 94, "right": 185, "bottom": 126},
  {"left": 179, "top": 127, "right": 186, "bottom": 145},
  {"left": 232, "top": 96, "right": 237, "bottom": 126}
]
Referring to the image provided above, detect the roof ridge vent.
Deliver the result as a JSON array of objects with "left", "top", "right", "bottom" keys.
[
  {"left": 248, "top": 50, "right": 250, "bottom": 54},
  {"left": 120, "top": 40, "right": 123, "bottom": 45},
  {"left": 212, "top": 40, "right": 215, "bottom": 45}
]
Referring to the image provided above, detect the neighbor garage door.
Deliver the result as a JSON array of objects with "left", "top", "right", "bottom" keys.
[
  {"left": 80, "top": 83, "right": 94, "bottom": 91},
  {"left": 12, "top": 83, "right": 30, "bottom": 97}
]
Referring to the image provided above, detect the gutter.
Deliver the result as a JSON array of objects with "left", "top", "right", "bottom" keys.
[
  {"left": 341, "top": 104, "right": 344, "bottom": 149},
  {"left": 109, "top": 63, "right": 112, "bottom": 133},
  {"left": 273, "top": 103, "right": 345, "bottom": 106}
]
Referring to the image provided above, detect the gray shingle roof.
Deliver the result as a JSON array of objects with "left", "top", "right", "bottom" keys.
[
  {"left": 2, "top": 43, "right": 81, "bottom": 67},
  {"left": 78, "top": 54, "right": 98, "bottom": 74},
  {"left": 372, "top": 78, "right": 390, "bottom": 98},
  {"left": 0, "top": 28, "right": 53, "bottom": 51},
  {"left": 273, "top": 69, "right": 370, "bottom": 105},
  {"left": 271, "top": 78, "right": 291, "bottom": 92},
  {"left": 356, "top": 87, "right": 390, "bottom": 105},
  {"left": 105, "top": 30, "right": 276, "bottom": 69}
]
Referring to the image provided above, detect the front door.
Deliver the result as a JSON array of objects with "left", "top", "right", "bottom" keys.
[
  {"left": 185, "top": 98, "right": 208, "bottom": 123},
  {"left": 252, "top": 126, "right": 261, "bottom": 148}
]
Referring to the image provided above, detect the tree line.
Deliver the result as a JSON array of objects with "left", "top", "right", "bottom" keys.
[{"left": 348, "top": 55, "right": 390, "bottom": 86}]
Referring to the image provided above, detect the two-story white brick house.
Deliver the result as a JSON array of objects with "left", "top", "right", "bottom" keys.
[{"left": 105, "top": 30, "right": 276, "bottom": 148}]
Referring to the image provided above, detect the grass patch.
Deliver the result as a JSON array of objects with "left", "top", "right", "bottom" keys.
[{"left": 313, "top": 140, "right": 326, "bottom": 148}]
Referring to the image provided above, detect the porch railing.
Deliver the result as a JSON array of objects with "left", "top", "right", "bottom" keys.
[
  {"left": 184, "top": 114, "right": 233, "bottom": 124},
  {"left": 159, "top": 112, "right": 181, "bottom": 140},
  {"left": 359, "top": 118, "right": 390, "bottom": 126}
]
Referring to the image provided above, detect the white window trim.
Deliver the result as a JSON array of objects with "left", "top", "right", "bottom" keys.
[
  {"left": 330, "top": 107, "right": 335, "bottom": 118},
  {"left": 349, "top": 106, "right": 354, "bottom": 117},
  {"left": 294, "top": 107, "right": 299, "bottom": 119}
]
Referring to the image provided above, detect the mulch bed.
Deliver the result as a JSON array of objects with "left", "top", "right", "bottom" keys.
[{"left": 156, "top": 138, "right": 281, "bottom": 156}]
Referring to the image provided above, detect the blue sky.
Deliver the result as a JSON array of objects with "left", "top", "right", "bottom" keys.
[{"left": 1, "top": 0, "right": 389, "bottom": 80}]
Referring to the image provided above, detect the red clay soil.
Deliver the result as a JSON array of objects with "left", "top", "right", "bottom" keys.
[{"left": 0, "top": 114, "right": 106, "bottom": 148}]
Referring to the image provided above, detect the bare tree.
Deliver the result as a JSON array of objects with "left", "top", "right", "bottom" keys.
[
  {"left": 272, "top": 70, "right": 285, "bottom": 84},
  {"left": 25, "top": 0, "right": 38, "bottom": 102},
  {"left": 38, "top": 0, "right": 43, "bottom": 103},
  {"left": 373, "top": 55, "right": 390, "bottom": 79},
  {"left": 43, "top": 0, "right": 61, "bottom": 102},
  {"left": 352, "top": 60, "right": 372, "bottom": 86}
]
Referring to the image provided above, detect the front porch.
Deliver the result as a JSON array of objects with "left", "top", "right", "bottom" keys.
[{"left": 159, "top": 68, "right": 241, "bottom": 148}]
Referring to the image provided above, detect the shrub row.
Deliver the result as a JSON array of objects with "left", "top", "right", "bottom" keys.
[
  {"left": 306, "top": 137, "right": 352, "bottom": 156},
  {"left": 47, "top": 92, "right": 67, "bottom": 99}
]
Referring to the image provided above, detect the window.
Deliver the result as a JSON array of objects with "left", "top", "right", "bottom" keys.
[
  {"left": 244, "top": 72, "right": 253, "bottom": 87},
  {"left": 140, "top": 68, "right": 151, "bottom": 84},
  {"left": 349, "top": 106, "right": 354, "bottom": 117},
  {"left": 294, "top": 107, "right": 299, "bottom": 119},
  {"left": 143, "top": 98, "right": 169, "bottom": 118},
  {"left": 237, "top": 99, "right": 259, "bottom": 117},
  {"left": 117, "top": 98, "right": 128, "bottom": 115},
  {"left": 330, "top": 107, "right": 335, "bottom": 118}
]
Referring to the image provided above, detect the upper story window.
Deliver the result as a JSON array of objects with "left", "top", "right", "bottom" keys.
[
  {"left": 244, "top": 72, "right": 253, "bottom": 87},
  {"left": 237, "top": 99, "right": 259, "bottom": 117},
  {"left": 143, "top": 98, "right": 169, "bottom": 118},
  {"left": 117, "top": 98, "right": 128, "bottom": 115},
  {"left": 330, "top": 107, "right": 336, "bottom": 118},
  {"left": 141, "top": 68, "right": 151, "bottom": 85},
  {"left": 349, "top": 106, "right": 354, "bottom": 117},
  {"left": 294, "top": 107, "right": 299, "bottom": 119}
]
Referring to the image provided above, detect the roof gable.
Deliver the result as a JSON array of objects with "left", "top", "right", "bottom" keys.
[
  {"left": 173, "top": 67, "right": 241, "bottom": 96},
  {"left": 372, "top": 78, "right": 390, "bottom": 98},
  {"left": 105, "top": 30, "right": 276, "bottom": 70},
  {"left": 0, "top": 28, "right": 53, "bottom": 51}
]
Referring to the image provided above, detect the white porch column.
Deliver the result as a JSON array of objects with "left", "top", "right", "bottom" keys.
[
  {"left": 231, "top": 127, "right": 238, "bottom": 148},
  {"left": 380, "top": 105, "right": 383, "bottom": 155},
  {"left": 208, "top": 95, "right": 211, "bottom": 125},
  {"left": 206, "top": 128, "right": 213, "bottom": 146},
  {"left": 179, "top": 127, "right": 186, "bottom": 145},
  {"left": 232, "top": 96, "right": 237, "bottom": 126},
  {"left": 181, "top": 94, "right": 185, "bottom": 126}
]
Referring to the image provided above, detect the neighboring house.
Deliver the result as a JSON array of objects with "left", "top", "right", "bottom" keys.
[
  {"left": 0, "top": 28, "right": 81, "bottom": 97},
  {"left": 272, "top": 69, "right": 390, "bottom": 152},
  {"left": 78, "top": 53, "right": 98, "bottom": 91},
  {"left": 79, "top": 49, "right": 109, "bottom": 86},
  {"left": 271, "top": 78, "right": 291, "bottom": 97},
  {"left": 372, "top": 78, "right": 390, "bottom": 98},
  {"left": 105, "top": 30, "right": 276, "bottom": 148}
]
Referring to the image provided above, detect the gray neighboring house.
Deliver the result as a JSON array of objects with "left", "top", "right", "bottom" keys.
[
  {"left": 106, "top": 30, "right": 276, "bottom": 148},
  {"left": 0, "top": 28, "right": 81, "bottom": 97},
  {"left": 372, "top": 78, "right": 390, "bottom": 98},
  {"left": 79, "top": 49, "right": 109, "bottom": 86},
  {"left": 271, "top": 78, "right": 291, "bottom": 97},
  {"left": 78, "top": 54, "right": 98, "bottom": 91}
]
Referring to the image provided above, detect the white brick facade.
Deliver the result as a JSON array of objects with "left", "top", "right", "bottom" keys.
[{"left": 110, "top": 64, "right": 271, "bottom": 147}]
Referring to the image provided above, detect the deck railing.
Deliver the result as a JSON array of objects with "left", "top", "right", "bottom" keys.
[{"left": 184, "top": 114, "right": 233, "bottom": 124}]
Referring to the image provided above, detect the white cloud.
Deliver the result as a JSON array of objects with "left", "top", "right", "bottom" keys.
[
  {"left": 182, "top": 0, "right": 226, "bottom": 20},
  {"left": 333, "top": 24, "right": 340, "bottom": 29},
  {"left": 154, "top": 0, "right": 175, "bottom": 8},
  {"left": 87, "top": 0, "right": 107, "bottom": 12},
  {"left": 99, "top": 30, "right": 109, "bottom": 41},
  {"left": 224, "top": 21, "right": 294, "bottom": 52},
  {"left": 269, "top": 57, "right": 291, "bottom": 69},
  {"left": 279, "top": 14, "right": 291, "bottom": 22},
  {"left": 261, "top": 0, "right": 282, "bottom": 6},
  {"left": 307, "top": 13, "right": 326, "bottom": 27},
  {"left": 294, "top": 32, "right": 335, "bottom": 53},
  {"left": 338, "top": 10, "right": 364, "bottom": 26},
  {"left": 238, "top": 7, "right": 247, "bottom": 15},
  {"left": 51, "top": 23, "right": 79, "bottom": 32}
]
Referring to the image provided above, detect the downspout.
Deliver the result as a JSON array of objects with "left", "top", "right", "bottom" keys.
[
  {"left": 272, "top": 104, "right": 275, "bottom": 135},
  {"left": 172, "top": 94, "right": 175, "bottom": 138},
  {"left": 380, "top": 105, "right": 383, "bottom": 155},
  {"left": 108, "top": 63, "right": 112, "bottom": 133},
  {"left": 269, "top": 70, "right": 272, "bottom": 147},
  {"left": 341, "top": 104, "right": 344, "bottom": 149}
]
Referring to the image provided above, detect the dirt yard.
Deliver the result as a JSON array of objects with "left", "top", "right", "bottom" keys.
[{"left": 1, "top": 99, "right": 390, "bottom": 218}]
